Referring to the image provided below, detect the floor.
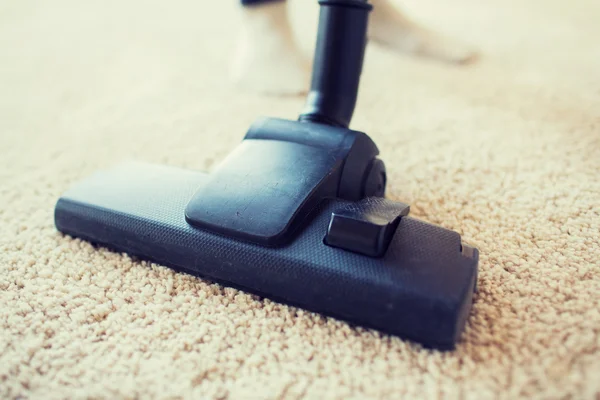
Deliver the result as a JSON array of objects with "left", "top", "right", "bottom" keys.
[{"left": 1, "top": 0, "right": 599, "bottom": 398}]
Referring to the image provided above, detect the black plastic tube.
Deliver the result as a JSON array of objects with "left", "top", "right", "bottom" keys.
[{"left": 299, "top": 0, "right": 372, "bottom": 128}]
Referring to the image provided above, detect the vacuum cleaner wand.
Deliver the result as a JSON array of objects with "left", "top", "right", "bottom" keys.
[
  {"left": 300, "top": 0, "right": 371, "bottom": 127},
  {"left": 54, "top": 0, "right": 478, "bottom": 349}
]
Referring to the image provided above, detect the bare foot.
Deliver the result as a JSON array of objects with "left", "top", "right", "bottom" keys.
[
  {"left": 230, "top": 1, "right": 310, "bottom": 96},
  {"left": 368, "top": 0, "right": 477, "bottom": 64}
]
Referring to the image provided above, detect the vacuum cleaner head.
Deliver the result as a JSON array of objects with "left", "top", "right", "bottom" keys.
[{"left": 54, "top": 0, "right": 479, "bottom": 349}]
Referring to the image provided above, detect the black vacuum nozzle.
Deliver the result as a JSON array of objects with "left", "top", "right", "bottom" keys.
[
  {"left": 54, "top": 0, "right": 479, "bottom": 349},
  {"left": 55, "top": 163, "right": 478, "bottom": 350}
]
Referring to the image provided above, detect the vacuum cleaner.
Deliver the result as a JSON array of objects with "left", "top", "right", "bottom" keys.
[{"left": 55, "top": 0, "right": 479, "bottom": 349}]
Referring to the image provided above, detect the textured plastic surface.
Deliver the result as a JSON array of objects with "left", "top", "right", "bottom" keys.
[
  {"left": 325, "top": 198, "right": 410, "bottom": 257},
  {"left": 184, "top": 118, "right": 383, "bottom": 246},
  {"left": 55, "top": 162, "right": 478, "bottom": 349}
]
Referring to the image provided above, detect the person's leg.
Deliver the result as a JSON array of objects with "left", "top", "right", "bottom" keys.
[
  {"left": 231, "top": 0, "right": 477, "bottom": 96},
  {"left": 231, "top": 0, "right": 309, "bottom": 95},
  {"left": 368, "top": 0, "right": 476, "bottom": 64}
]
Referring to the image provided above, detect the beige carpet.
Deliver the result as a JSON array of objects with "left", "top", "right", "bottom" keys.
[{"left": 1, "top": 0, "right": 599, "bottom": 398}]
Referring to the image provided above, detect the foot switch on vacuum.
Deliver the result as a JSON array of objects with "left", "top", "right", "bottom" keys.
[{"left": 325, "top": 197, "right": 410, "bottom": 257}]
